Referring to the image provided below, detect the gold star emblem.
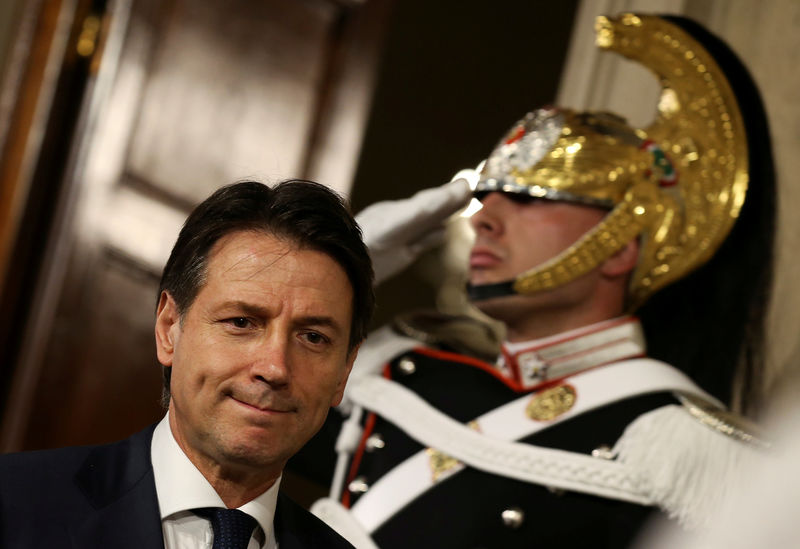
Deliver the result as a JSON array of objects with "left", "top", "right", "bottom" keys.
[{"left": 426, "top": 421, "right": 480, "bottom": 482}]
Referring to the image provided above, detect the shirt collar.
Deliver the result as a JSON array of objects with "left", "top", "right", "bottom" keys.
[{"left": 150, "top": 412, "right": 281, "bottom": 538}]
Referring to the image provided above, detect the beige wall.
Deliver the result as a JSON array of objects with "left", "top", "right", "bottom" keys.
[{"left": 559, "top": 0, "right": 800, "bottom": 399}]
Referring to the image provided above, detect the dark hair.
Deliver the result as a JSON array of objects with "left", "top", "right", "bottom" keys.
[{"left": 157, "top": 179, "right": 375, "bottom": 401}]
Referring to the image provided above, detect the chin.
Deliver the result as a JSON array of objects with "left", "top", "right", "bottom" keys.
[
  {"left": 472, "top": 291, "right": 549, "bottom": 323},
  {"left": 220, "top": 443, "right": 287, "bottom": 470},
  {"left": 468, "top": 274, "right": 501, "bottom": 287},
  {"left": 472, "top": 293, "right": 514, "bottom": 318},
  {"left": 214, "top": 431, "right": 290, "bottom": 467}
]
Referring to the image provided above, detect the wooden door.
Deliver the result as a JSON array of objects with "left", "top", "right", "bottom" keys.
[{"left": 1, "top": 0, "right": 390, "bottom": 452}]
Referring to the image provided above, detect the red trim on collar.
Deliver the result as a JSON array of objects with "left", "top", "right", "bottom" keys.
[
  {"left": 411, "top": 346, "right": 529, "bottom": 393},
  {"left": 508, "top": 316, "right": 639, "bottom": 353},
  {"left": 500, "top": 316, "right": 644, "bottom": 388},
  {"left": 528, "top": 351, "right": 647, "bottom": 394},
  {"left": 405, "top": 345, "right": 645, "bottom": 395}
]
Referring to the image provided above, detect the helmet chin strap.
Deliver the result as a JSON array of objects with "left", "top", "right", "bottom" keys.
[{"left": 466, "top": 280, "right": 517, "bottom": 301}]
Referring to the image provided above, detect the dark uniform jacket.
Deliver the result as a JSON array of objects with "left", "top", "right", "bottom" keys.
[{"left": 341, "top": 348, "right": 676, "bottom": 549}]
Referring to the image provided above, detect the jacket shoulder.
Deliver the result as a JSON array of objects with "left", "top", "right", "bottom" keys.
[
  {"left": 0, "top": 425, "right": 156, "bottom": 513},
  {"left": 0, "top": 445, "right": 95, "bottom": 498}
]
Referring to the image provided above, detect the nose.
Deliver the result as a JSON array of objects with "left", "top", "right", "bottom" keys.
[
  {"left": 251, "top": 336, "right": 291, "bottom": 389},
  {"left": 470, "top": 192, "right": 506, "bottom": 237}
]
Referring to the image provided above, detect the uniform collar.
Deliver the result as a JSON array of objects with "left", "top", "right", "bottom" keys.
[{"left": 498, "top": 316, "right": 645, "bottom": 390}]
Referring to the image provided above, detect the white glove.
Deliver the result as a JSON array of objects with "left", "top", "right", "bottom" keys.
[{"left": 356, "top": 178, "right": 472, "bottom": 285}]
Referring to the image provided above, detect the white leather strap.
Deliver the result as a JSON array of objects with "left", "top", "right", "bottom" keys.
[
  {"left": 348, "top": 358, "right": 721, "bottom": 533},
  {"left": 339, "top": 325, "right": 419, "bottom": 414}
]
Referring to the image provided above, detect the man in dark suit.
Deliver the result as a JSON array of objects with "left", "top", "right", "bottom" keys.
[{"left": 0, "top": 179, "right": 375, "bottom": 548}]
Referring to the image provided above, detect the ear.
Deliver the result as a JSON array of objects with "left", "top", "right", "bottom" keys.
[
  {"left": 600, "top": 238, "right": 640, "bottom": 278},
  {"left": 330, "top": 343, "right": 361, "bottom": 408},
  {"left": 154, "top": 291, "right": 181, "bottom": 367}
]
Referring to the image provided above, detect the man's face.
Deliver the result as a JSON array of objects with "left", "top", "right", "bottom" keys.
[
  {"left": 468, "top": 192, "right": 608, "bottom": 308},
  {"left": 155, "top": 230, "right": 356, "bottom": 477}
]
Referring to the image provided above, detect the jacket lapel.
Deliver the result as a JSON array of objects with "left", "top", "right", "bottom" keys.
[
  {"left": 69, "top": 425, "right": 164, "bottom": 549},
  {"left": 274, "top": 493, "right": 307, "bottom": 549},
  {"left": 274, "top": 492, "right": 354, "bottom": 549}
]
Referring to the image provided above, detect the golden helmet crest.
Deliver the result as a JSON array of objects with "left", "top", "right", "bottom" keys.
[{"left": 471, "top": 14, "right": 748, "bottom": 309}]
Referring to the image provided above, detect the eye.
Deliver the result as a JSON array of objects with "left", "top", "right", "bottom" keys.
[
  {"left": 300, "top": 331, "right": 330, "bottom": 346},
  {"left": 226, "top": 317, "right": 252, "bottom": 329}
]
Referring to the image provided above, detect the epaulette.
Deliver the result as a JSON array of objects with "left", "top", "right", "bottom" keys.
[
  {"left": 614, "top": 400, "right": 769, "bottom": 529},
  {"left": 391, "top": 309, "right": 502, "bottom": 362},
  {"left": 677, "top": 394, "right": 769, "bottom": 448}
]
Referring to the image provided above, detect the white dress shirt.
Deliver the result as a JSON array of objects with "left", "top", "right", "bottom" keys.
[{"left": 151, "top": 413, "right": 280, "bottom": 549}]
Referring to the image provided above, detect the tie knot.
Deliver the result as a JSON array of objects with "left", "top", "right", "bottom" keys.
[{"left": 194, "top": 508, "right": 257, "bottom": 549}]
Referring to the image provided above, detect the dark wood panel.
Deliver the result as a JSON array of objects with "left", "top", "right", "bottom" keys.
[
  {"left": 24, "top": 252, "right": 163, "bottom": 449},
  {"left": 127, "top": 0, "right": 337, "bottom": 204}
]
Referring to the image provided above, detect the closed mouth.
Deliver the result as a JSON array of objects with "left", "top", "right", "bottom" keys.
[
  {"left": 230, "top": 395, "right": 294, "bottom": 415},
  {"left": 469, "top": 247, "right": 502, "bottom": 268}
]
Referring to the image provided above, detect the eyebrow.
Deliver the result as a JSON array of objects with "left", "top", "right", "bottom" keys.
[
  {"left": 220, "top": 301, "right": 344, "bottom": 335},
  {"left": 220, "top": 301, "right": 270, "bottom": 318},
  {"left": 294, "top": 315, "right": 343, "bottom": 334}
]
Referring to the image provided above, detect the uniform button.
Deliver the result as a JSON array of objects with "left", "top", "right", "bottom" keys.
[
  {"left": 397, "top": 357, "right": 416, "bottom": 375},
  {"left": 591, "top": 444, "right": 615, "bottom": 460},
  {"left": 348, "top": 476, "right": 369, "bottom": 494},
  {"left": 501, "top": 506, "right": 524, "bottom": 529},
  {"left": 365, "top": 433, "right": 386, "bottom": 452}
]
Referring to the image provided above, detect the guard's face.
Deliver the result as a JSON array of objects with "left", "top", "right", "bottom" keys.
[
  {"left": 468, "top": 192, "right": 607, "bottom": 289},
  {"left": 155, "top": 230, "right": 356, "bottom": 478}
]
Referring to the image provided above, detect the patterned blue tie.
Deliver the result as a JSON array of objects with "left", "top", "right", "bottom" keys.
[{"left": 194, "top": 508, "right": 257, "bottom": 549}]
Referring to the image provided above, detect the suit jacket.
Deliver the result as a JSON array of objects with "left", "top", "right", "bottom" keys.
[{"left": 0, "top": 424, "right": 353, "bottom": 549}]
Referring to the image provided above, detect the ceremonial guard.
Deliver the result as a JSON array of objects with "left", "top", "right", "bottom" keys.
[{"left": 311, "top": 14, "right": 775, "bottom": 549}]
